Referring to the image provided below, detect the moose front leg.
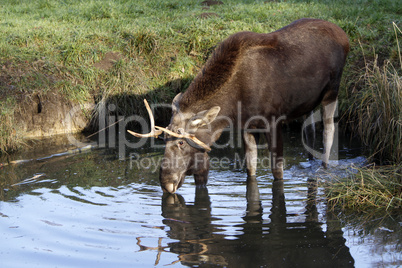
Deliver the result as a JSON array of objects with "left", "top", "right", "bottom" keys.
[
  {"left": 267, "top": 121, "right": 284, "bottom": 180},
  {"left": 194, "top": 173, "right": 208, "bottom": 186},
  {"left": 243, "top": 131, "right": 259, "bottom": 177},
  {"left": 193, "top": 152, "right": 209, "bottom": 186}
]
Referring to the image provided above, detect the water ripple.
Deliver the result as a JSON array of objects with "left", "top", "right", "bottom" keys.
[{"left": 0, "top": 148, "right": 399, "bottom": 267}]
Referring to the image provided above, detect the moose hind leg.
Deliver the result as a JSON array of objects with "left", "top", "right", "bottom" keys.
[
  {"left": 322, "top": 100, "right": 337, "bottom": 168},
  {"left": 303, "top": 111, "right": 316, "bottom": 160},
  {"left": 243, "top": 131, "right": 259, "bottom": 177}
]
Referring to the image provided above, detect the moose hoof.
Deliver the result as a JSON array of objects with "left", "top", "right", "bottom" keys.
[{"left": 322, "top": 162, "right": 328, "bottom": 169}]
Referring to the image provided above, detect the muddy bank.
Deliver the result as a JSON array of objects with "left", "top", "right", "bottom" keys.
[{"left": 13, "top": 92, "right": 92, "bottom": 139}]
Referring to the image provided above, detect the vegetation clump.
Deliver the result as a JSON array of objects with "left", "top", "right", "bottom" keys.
[
  {"left": 327, "top": 164, "right": 401, "bottom": 216},
  {"left": 347, "top": 30, "right": 401, "bottom": 165}
]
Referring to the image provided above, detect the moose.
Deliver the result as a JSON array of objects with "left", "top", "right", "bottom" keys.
[{"left": 129, "top": 18, "right": 350, "bottom": 194}]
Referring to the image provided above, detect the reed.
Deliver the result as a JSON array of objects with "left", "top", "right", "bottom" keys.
[
  {"left": 347, "top": 50, "right": 401, "bottom": 164},
  {"left": 349, "top": 23, "right": 401, "bottom": 164}
]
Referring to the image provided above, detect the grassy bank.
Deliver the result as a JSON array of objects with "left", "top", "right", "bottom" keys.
[{"left": 1, "top": 0, "right": 401, "bottom": 153}]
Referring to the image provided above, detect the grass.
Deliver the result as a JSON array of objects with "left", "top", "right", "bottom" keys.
[
  {"left": 1, "top": 0, "right": 401, "bottom": 153},
  {"left": 352, "top": 58, "right": 401, "bottom": 164},
  {"left": 345, "top": 23, "right": 401, "bottom": 164},
  {"left": 326, "top": 164, "right": 402, "bottom": 216}
]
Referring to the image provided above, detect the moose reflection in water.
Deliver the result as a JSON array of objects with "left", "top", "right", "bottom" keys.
[{"left": 147, "top": 179, "right": 355, "bottom": 267}]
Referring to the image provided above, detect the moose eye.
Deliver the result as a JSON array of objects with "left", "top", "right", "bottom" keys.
[{"left": 178, "top": 140, "right": 184, "bottom": 146}]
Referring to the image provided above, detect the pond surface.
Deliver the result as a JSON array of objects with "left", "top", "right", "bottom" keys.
[{"left": 0, "top": 134, "right": 400, "bottom": 267}]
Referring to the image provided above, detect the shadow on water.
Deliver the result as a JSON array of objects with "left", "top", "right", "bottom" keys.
[{"left": 159, "top": 178, "right": 354, "bottom": 267}]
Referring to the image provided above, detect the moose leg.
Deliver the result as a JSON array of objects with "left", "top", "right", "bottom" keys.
[
  {"left": 243, "top": 131, "right": 259, "bottom": 177},
  {"left": 303, "top": 111, "right": 316, "bottom": 160},
  {"left": 193, "top": 152, "right": 209, "bottom": 186},
  {"left": 194, "top": 174, "right": 208, "bottom": 186},
  {"left": 322, "top": 100, "right": 337, "bottom": 168},
  {"left": 267, "top": 122, "right": 284, "bottom": 180}
]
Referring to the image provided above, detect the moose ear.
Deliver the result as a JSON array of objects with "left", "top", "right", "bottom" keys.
[
  {"left": 189, "top": 106, "right": 221, "bottom": 129},
  {"left": 172, "top": 93, "right": 182, "bottom": 113}
]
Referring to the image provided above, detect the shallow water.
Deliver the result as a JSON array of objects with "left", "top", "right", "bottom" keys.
[{"left": 0, "top": 134, "right": 400, "bottom": 267}]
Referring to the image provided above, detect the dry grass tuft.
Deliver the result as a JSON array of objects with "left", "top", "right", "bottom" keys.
[{"left": 326, "top": 164, "right": 402, "bottom": 214}]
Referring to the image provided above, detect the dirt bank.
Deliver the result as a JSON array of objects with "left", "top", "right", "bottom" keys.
[{"left": 13, "top": 92, "right": 92, "bottom": 139}]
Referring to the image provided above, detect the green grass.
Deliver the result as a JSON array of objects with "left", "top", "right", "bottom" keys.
[{"left": 0, "top": 0, "right": 401, "bottom": 153}]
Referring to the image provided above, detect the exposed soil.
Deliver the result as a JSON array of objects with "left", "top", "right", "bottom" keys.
[
  {"left": 1, "top": 60, "right": 91, "bottom": 144},
  {"left": 13, "top": 92, "right": 92, "bottom": 139},
  {"left": 1, "top": 52, "right": 126, "bottom": 142}
]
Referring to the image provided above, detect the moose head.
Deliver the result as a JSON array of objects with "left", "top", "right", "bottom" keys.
[{"left": 128, "top": 95, "right": 220, "bottom": 193}]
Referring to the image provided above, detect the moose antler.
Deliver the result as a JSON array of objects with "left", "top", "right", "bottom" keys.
[
  {"left": 127, "top": 99, "right": 212, "bottom": 152},
  {"left": 127, "top": 99, "right": 163, "bottom": 138},
  {"left": 154, "top": 126, "right": 211, "bottom": 152}
]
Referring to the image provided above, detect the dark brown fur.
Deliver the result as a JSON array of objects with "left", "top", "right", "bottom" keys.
[
  {"left": 180, "top": 19, "right": 349, "bottom": 113},
  {"left": 159, "top": 18, "right": 350, "bottom": 193},
  {"left": 180, "top": 32, "right": 278, "bottom": 110}
]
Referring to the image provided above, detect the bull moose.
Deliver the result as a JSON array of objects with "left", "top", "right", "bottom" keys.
[{"left": 129, "top": 18, "right": 350, "bottom": 193}]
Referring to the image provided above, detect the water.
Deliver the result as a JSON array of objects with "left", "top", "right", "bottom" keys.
[{"left": 0, "top": 134, "right": 400, "bottom": 267}]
